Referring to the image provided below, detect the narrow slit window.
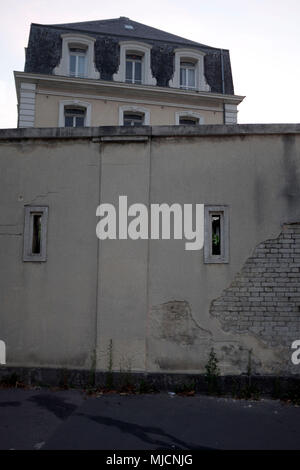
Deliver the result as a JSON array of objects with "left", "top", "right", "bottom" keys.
[
  {"left": 211, "top": 215, "right": 221, "bottom": 255},
  {"left": 204, "top": 206, "right": 229, "bottom": 263},
  {"left": 32, "top": 214, "right": 42, "bottom": 254},
  {"left": 23, "top": 206, "right": 48, "bottom": 262}
]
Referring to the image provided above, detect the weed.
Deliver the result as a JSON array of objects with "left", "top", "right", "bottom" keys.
[{"left": 205, "top": 348, "right": 220, "bottom": 395}]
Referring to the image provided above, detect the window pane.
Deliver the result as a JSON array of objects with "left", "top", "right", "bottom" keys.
[
  {"left": 188, "top": 68, "right": 195, "bottom": 88},
  {"left": 78, "top": 56, "right": 86, "bottom": 77},
  {"left": 32, "top": 214, "right": 42, "bottom": 254},
  {"left": 70, "top": 55, "right": 76, "bottom": 75},
  {"left": 180, "top": 67, "right": 186, "bottom": 87},
  {"left": 212, "top": 215, "right": 221, "bottom": 255},
  {"left": 65, "top": 116, "right": 74, "bottom": 127},
  {"left": 65, "top": 108, "right": 85, "bottom": 116},
  {"left": 134, "top": 61, "right": 142, "bottom": 83},
  {"left": 123, "top": 113, "right": 143, "bottom": 126},
  {"left": 179, "top": 117, "right": 197, "bottom": 125},
  {"left": 126, "top": 60, "right": 133, "bottom": 82},
  {"left": 75, "top": 116, "right": 85, "bottom": 127}
]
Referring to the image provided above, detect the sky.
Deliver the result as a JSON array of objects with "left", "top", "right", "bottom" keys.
[{"left": 0, "top": 0, "right": 300, "bottom": 128}]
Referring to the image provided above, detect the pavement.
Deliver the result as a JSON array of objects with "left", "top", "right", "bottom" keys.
[{"left": 0, "top": 387, "right": 299, "bottom": 450}]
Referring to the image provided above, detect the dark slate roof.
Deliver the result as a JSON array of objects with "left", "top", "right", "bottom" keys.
[
  {"left": 24, "top": 18, "right": 235, "bottom": 94},
  {"left": 47, "top": 17, "right": 218, "bottom": 49}
]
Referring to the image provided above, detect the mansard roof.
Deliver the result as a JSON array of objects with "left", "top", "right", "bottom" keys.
[{"left": 46, "top": 17, "right": 216, "bottom": 49}]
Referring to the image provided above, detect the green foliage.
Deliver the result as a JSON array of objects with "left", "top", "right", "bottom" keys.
[{"left": 205, "top": 348, "right": 220, "bottom": 395}]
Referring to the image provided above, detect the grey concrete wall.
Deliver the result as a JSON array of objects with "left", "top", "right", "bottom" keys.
[{"left": 0, "top": 125, "right": 300, "bottom": 376}]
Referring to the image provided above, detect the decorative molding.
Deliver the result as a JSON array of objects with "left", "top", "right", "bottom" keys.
[
  {"left": 169, "top": 48, "right": 210, "bottom": 92},
  {"left": 19, "top": 82, "right": 36, "bottom": 128},
  {"left": 119, "top": 105, "right": 150, "bottom": 125},
  {"left": 58, "top": 100, "right": 92, "bottom": 127},
  {"left": 15, "top": 72, "right": 244, "bottom": 104},
  {"left": 38, "top": 89, "right": 222, "bottom": 113},
  {"left": 175, "top": 111, "right": 204, "bottom": 125},
  {"left": 54, "top": 33, "right": 99, "bottom": 79},
  {"left": 224, "top": 104, "right": 238, "bottom": 124},
  {"left": 113, "top": 41, "right": 156, "bottom": 86}
]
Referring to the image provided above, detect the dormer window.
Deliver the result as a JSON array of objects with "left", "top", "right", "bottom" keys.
[
  {"left": 180, "top": 60, "right": 196, "bottom": 90},
  {"left": 126, "top": 54, "right": 142, "bottom": 84},
  {"left": 64, "top": 107, "right": 86, "bottom": 127},
  {"left": 113, "top": 42, "right": 156, "bottom": 86},
  {"left": 69, "top": 46, "right": 87, "bottom": 78},
  {"left": 54, "top": 34, "right": 99, "bottom": 80},
  {"left": 169, "top": 48, "right": 210, "bottom": 92}
]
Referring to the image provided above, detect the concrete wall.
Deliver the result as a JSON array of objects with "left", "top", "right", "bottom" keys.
[{"left": 0, "top": 125, "right": 300, "bottom": 377}]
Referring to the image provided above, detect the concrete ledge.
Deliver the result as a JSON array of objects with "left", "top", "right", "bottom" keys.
[
  {"left": 1, "top": 124, "right": 300, "bottom": 141},
  {"left": 0, "top": 366, "right": 299, "bottom": 398}
]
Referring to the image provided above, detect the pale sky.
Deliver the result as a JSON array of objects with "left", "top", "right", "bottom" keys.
[{"left": 1, "top": 0, "right": 299, "bottom": 128}]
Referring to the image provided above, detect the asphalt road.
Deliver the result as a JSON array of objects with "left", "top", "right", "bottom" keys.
[{"left": 0, "top": 388, "right": 299, "bottom": 450}]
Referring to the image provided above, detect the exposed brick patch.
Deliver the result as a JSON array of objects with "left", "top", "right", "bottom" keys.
[{"left": 211, "top": 224, "right": 300, "bottom": 348}]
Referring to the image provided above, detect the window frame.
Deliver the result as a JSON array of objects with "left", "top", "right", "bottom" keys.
[
  {"left": 204, "top": 205, "right": 229, "bottom": 264},
  {"left": 54, "top": 34, "right": 99, "bottom": 80},
  {"left": 175, "top": 111, "right": 204, "bottom": 125},
  {"left": 69, "top": 47, "right": 87, "bottom": 78},
  {"left": 64, "top": 106, "right": 86, "bottom": 128},
  {"left": 180, "top": 60, "right": 196, "bottom": 90},
  {"left": 125, "top": 53, "right": 143, "bottom": 84},
  {"left": 169, "top": 48, "right": 210, "bottom": 92},
  {"left": 23, "top": 206, "right": 48, "bottom": 262},
  {"left": 119, "top": 105, "right": 150, "bottom": 126},
  {"left": 113, "top": 42, "right": 156, "bottom": 86},
  {"left": 58, "top": 100, "right": 91, "bottom": 127}
]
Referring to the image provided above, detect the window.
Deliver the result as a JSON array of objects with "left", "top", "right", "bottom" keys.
[
  {"left": 126, "top": 54, "right": 142, "bottom": 84},
  {"left": 204, "top": 206, "right": 229, "bottom": 263},
  {"left": 64, "top": 107, "right": 86, "bottom": 127},
  {"left": 23, "top": 206, "right": 48, "bottom": 262},
  {"left": 123, "top": 112, "right": 144, "bottom": 126},
  {"left": 54, "top": 34, "right": 99, "bottom": 79},
  {"left": 58, "top": 100, "right": 91, "bottom": 127},
  {"left": 175, "top": 111, "right": 204, "bottom": 125},
  {"left": 119, "top": 106, "right": 150, "bottom": 126},
  {"left": 169, "top": 48, "right": 210, "bottom": 92},
  {"left": 180, "top": 61, "right": 196, "bottom": 90},
  {"left": 113, "top": 42, "right": 156, "bottom": 86},
  {"left": 69, "top": 46, "right": 87, "bottom": 77},
  {"left": 179, "top": 117, "right": 198, "bottom": 125}
]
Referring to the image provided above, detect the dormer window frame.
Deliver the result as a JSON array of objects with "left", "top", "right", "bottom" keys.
[
  {"left": 113, "top": 41, "right": 156, "bottom": 86},
  {"left": 69, "top": 45, "right": 88, "bottom": 78},
  {"left": 169, "top": 48, "right": 210, "bottom": 92},
  {"left": 54, "top": 34, "right": 100, "bottom": 80}
]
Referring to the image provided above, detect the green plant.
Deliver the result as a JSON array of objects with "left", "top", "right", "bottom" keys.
[
  {"left": 138, "top": 379, "right": 158, "bottom": 394},
  {"left": 174, "top": 381, "right": 196, "bottom": 396},
  {"left": 205, "top": 347, "right": 220, "bottom": 395}
]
